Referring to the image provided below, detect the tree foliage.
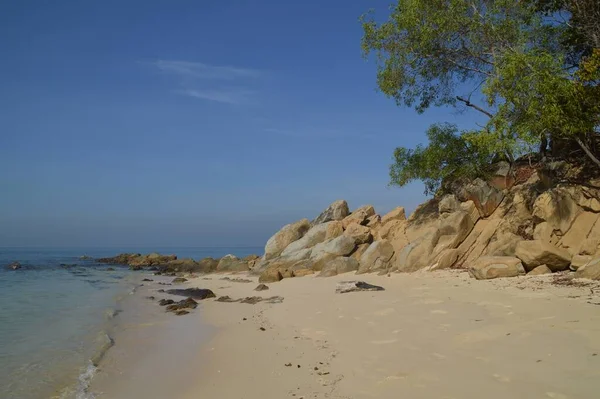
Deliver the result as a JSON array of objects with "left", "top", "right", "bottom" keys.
[{"left": 362, "top": 0, "right": 600, "bottom": 194}]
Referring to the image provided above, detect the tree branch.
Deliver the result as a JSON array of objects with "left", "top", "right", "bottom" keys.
[
  {"left": 456, "top": 96, "right": 494, "bottom": 118},
  {"left": 575, "top": 136, "right": 600, "bottom": 168}
]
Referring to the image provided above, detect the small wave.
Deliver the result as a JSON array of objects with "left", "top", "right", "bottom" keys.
[
  {"left": 90, "top": 332, "right": 114, "bottom": 367},
  {"left": 74, "top": 362, "right": 97, "bottom": 399}
]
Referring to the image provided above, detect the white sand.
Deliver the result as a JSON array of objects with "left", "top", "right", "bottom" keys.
[
  {"left": 185, "top": 271, "right": 600, "bottom": 399},
  {"left": 95, "top": 271, "right": 600, "bottom": 399}
]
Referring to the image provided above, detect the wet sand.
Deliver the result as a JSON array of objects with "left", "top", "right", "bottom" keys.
[{"left": 95, "top": 270, "right": 600, "bottom": 399}]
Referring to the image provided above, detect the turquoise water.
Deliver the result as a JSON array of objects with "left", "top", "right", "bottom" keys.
[{"left": 0, "top": 247, "right": 261, "bottom": 399}]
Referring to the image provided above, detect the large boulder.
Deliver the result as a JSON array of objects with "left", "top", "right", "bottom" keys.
[
  {"left": 532, "top": 188, "right": 581, "bottom": 235},
  {"left": 310, "top": 235, "right": 356, "bottom": 259},
  {"left": 357, "top": 239, "right": 394, "bottom": 274},
  {"left": 343, "top": 223, "right": 373, "bottom": 245},
  {"left": 319, "top": 257, "right": 359, "bottom": 277},
  {"left": 575, "top": 258, "right": 600, "bottom": 280},
  {"left": 281, "top": 222, "right": 331, "bottom": 256},
  {"left": 467, "top": 256, "right": 526, "bottom": 280},
  {"left": 216, "top": 255, "right": 250, "bottom": 272},
  {"left": 438, "top": 195, "right": 460, "bottom": 214},
  {"left": 264, "top": 219, "right": 311, "bottom": 260},
  {"left": 196, "top": 257, "right": 219, "bottom": 273},
  {"left": 381, "top": 206, "right": 406, "bottom": 225},
  {"left": 457, "top": 178, "right": 505, "bottom": 217},
  {"left": 342, "top": 205, "right": 375, "bottom": 228},
  {"left": 325, "top": 221, "right": 344, "bottom": 240},
  {"left": 527, "top": 265, "right": 552, "bottom": 276},
  {"left": 351, "top": 243, "right": 371, "bottom": 261},
  {"left": 312, "top": 200, "right": 349, "bottom": 225},
  {"left": 558, "top": 212, "right": 600, "bottom": 255},
  {"left": 515, "top": 240, "right": 572, "bottom": 272},
  {"left": 259, "top": 268, "right": 283, "bottom": 283}
]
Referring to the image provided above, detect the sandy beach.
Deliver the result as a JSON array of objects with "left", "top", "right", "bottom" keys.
[{"left": 92, "top": 270, "right": 600, "bottom": 399}]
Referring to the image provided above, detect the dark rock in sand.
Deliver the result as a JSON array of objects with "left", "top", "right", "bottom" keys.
[
  {"left": 216, "top": 296, "right": 238, "bottom": 303},
  {"left": 158, "top": 289, "right": 165, "bottom": 293},
  {"left": 146, "top": 296, "right": 156, "bottom": 300},
  {"left": 158, "top": 299, "right": 175, "bottom": 306},
  {"left": 7, "top": 262, "right": 22, "bottom": 270},
  {"left": 158, "top": 282, "right": 172, "bottom": 286},
  {"left": 166, "top": 297, "right": 198, "bottom": 312},
  {"left": 165, "top": 288, "right": 216, "bottom": 300},
  {"left": 335, "top": 281, "right": 385, "bottom": 294},
  {"left": 106, "top": 267, "right": 115, "bottom": 271},
  {"left": 172, "top": 277, "right": 188, "bottom": 284},
  {"left": 254, "top": 283, "right": 269, "bottom": 291},
  {"left": 174, "top": 310, "right": 190, "bottom": 316},
  {"left": 220, "top": 277, "right": 252, "bottom": 283},
  {"left": 142, "top": 278, "right": 154, "bottom": 282}
]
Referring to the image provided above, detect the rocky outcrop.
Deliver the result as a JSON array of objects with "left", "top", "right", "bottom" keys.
[
  {"left": 575, "top": 258, "right": 600, "bottom": 280},
  {"left": 515, "top": 240, "right": 572, "bottom": 272},
  {"left": 318, "top": 257, "right": 359, "bottom": 277},
  {"left": 312, "top": 200, "right": 349, "bottom": 225},
  {"left": 343, "top": 223, "right": 372, "bottom": 244},
  {"left": 7, "top": 261, "right": 21, "bottom": 270},
  {"left": 281, "top": 222, "right": 331, "bottom": 256},
  {"left": 335, "top": 281, "right": 384, "bottom": 294},
  {"left": 217, "top": 254, "right": 250, "bottom": 272},
  {"left": 259, "top": 268, "right": 283, "bottom": 283},
  {"left": 342, "top": 205, "right": 375, "bottom": 228},
  {"left": 467, "top": 256, "right": 526, "bottom": 280},
  {"left": 357, "top": 240, "right": 394, "bottom": 274},
  {"left": 264, "top": 219, "right": 311, "bottom": 260}
]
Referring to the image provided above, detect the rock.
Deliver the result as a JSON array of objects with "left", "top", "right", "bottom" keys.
[
  {"left": 292, "top": 269, "right": 314, "bottom": 277},
  {"left": 575, "top": 258, "right": 600, "bottom": 280},
  {"left": 527, "top": 265, "right": 553, "bottom": 275},
  {"left": 570, "top": 255, "right": 592, "bottom": 271},
  {"left": 106, "top": 267, "right": 115, "bottom": 271},
  {"left": 97, "top": 253, "right": 141, "bottom": 265},
  {"left": 259, "top": 268, "right": 283, "bottom": 283},
  {"left": 342, "top": 205, "right": 376, "bottom": 228},
  {"left": 343, "top": 223, "right": 373, "bottom": 245},
  {"left": 350, "top": 243, "right": 371, "bottom": 261},
  {"left": 98, "top": 253, "right": 177, "bottom": 268},
  {"left": 357, "top": 239, "right": 394, "bottom": 274},
  {"left": 366, "top": 214, "right": 381, "bottom": 228},
  {"left": 216, "top": 296, "right": 284, "bottom": 304},
  {"left": 158, "top": 299, "right": 175, "bottom": 306},
  {"left": 458, "top": 178, "right": 505, "bottom": 217},
  {"left": 142, "top": 278, "right": 153, "bottom": 282},
  {"left": 381, "top": 206, "right": 406, "bottom": 225},
  {"left": 311, "top": 235, "right": 357, "bottom": 259},
  {"left": 325, "top": 221, "right": 344, "bottom": 240},
  {"left": 379, "top": 219, "right": 406, "bottom": 240},
  {"left": 264, "top": 219, "right": 311, "bottom": 260},
  {"left": 254, "top": 284, "right": 269, "bottom": 291},
  {"left": 7, "top": 261, "right": 21, "bottom": 270},
  {"left": 79, "top": 255, "right": 93, "bottom": 260},
  {"left": 460, "top": 200, "right": 481, "bottom": 225},
  {"left": 318, "top": 257, "right": 359, "bottom": 277},
  {"left": 532, "top": 188, "right": 581, "bottom": 235},
  {"left": 438, "top": 194, "right": 460, "bottom": 214},
  {"left": 558, "top": 212, "right": 600, "bottom": 255},
  {"left": 579, "top": 237, "right": 600, "bottom": 256},
  {"left": 335, "top": 281, "right": 385, "bottom": 294},
  {"left": 281, "top": 223, "right": 331, "bottom": 256},
  {"left": 515, "top": 240, "right": 572, "bottom": 272},
  {"left": 312, "top": 200, "right": 350, "bottom": 225},
  {"left": 533, "top": 222, "right": 556, "bottom": 244},
  {"left": 564, "top": 185, "right": 600, "bottom": 212},
  {"left": 173, "top": 310, "right": 190, "bottom": 316},
  {"left": 243, "top": 254, "right": 260, "bottom": 262},
  {"left": 467, "top": 256, "right": 526, "bottom": 280},
  {"left": 216, "top": 254, "right": 250, "bottom": 272},
  {"left": 196, "top": 257, "right": 219, "bottom": 273},
  {"left": 172, "top": 277, "right": 188, "bottom": 284},
  {"left": 165, "top": 298, "right": 198, "bottom": 313},
  {"left": 220, "top": 277, "right": 252, "bottom": 283},
  {"left": 165, "top": 288, "right": 216, "bottom": 300},
  {"left": 429, "top": 249, "right": 459, "bottom": 271}
]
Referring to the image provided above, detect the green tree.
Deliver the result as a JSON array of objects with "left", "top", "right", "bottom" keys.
[{"left": 362, "top": 0, "right": 600, "bottom": 192}]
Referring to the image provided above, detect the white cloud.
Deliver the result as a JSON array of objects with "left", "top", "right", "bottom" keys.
[
  {"left": 154, "top": 60, "right": 261, "bottom": 80},
  {"left": 179, "top": 89, "right": 255, "bottom": 105},
  {"left": 151, "top": 60, "right": 261, "bottom": 105}
]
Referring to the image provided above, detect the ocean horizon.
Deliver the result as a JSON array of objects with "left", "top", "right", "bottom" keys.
[{"left": 0, "top": 246, "right": 262, "bottom": 399}]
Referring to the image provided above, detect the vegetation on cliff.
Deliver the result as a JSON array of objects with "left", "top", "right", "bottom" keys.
[{"left": 361, "top": 0, "right": 600, "bottom": 194}]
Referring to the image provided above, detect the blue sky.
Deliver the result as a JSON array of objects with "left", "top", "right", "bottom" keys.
[{"left": 0, "top": 0, "right": 484, "bottom": 247}]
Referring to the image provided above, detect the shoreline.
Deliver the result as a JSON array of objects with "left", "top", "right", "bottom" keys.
[{"left": 96, "top": 269, "right": 600, "bottom": 399}]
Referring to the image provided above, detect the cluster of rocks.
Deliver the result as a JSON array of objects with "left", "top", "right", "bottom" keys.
[
  {"left": 254, "top": 164, "right": 600, "bottom": 282},
  {"left": 97, "top": 253, "right": 260, "bottom": 273}
]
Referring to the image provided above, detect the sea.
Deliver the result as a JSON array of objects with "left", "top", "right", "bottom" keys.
[{"left": 0, "top": 246, "right": 262, "bottom": 399}]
